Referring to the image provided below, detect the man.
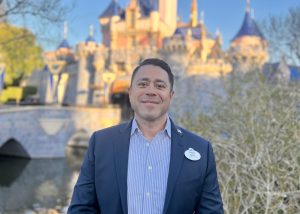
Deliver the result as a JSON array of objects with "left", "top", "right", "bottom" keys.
[{"left": 68, "top": 58, "right": 223, "bottom": 214}]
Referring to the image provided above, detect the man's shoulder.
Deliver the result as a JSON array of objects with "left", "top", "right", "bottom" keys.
[
  {"left": 175, "top": 125, "right": 210, "bottom": 146},
  {"left": 94, "top": 121, "right": 131, "bottom": 136}
]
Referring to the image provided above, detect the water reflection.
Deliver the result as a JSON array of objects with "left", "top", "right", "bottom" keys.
[{"left": 0, "top": 147, "right": 86, "bottom": 213}]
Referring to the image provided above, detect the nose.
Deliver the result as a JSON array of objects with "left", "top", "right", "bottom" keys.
[{"left": 145, "top": 84, "right": 157, "bottom": 96}]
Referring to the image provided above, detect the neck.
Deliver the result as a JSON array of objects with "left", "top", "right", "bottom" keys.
[{"left": 135, "top": 115, "right": 168, "bottom": 141}]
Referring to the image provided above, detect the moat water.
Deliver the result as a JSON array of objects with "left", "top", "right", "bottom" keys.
[{"left": 0, "top": 148, "right": 86, "bottom": 214}]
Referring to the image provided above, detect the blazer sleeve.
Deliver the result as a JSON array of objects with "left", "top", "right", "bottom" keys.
[
  {"left": 195, "top": 142, "right": 224, "bottom": 214},
  {"left": 68, "top": 133, "right": 100, "bottom": 214}
]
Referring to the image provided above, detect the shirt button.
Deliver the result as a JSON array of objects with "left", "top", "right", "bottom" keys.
[
  {"left": 146, "top": 192, "right": 151, "bottom": 197},
  {"left": 148, "top": 165, "right": 152, "bottom": 170},
  {"left": 146, "top": 143, "right": 150, "bottom": 147}
]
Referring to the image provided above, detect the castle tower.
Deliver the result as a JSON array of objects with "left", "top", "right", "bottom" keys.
[
  {"left": 76, "top": 25, "right": 99, "bottom": 105},
  {"left": 199, "top": 11, "right": 208, "bottom": 62},
  {"left": 159, "top": 0, "right": 177, "bottom": 30},
  {"left": 210, "top": 29, "right": 223, "bottom": 59},
  {"left": 125, "top": 0, "right": 140, "bottom": 48},
  {"left": 85, "top": 25, "right": 96, "bottom": 44},
  {"left": 43, "top": 22, "right": 74, "bottom": 104},
  {"left": 56, "top": 21, "right": 74, "bottom": 61},
  {"left": 190, "top": 0, "right": 198, "bottom": 27},
  {"left": 229, "top": 0, "right": 268, "bottom": 72},
  {"left": 99, "top": 0, "right": 121, "bottom": 47},
  {"left": 150, "top": 0, "right": 159, "bottom": 32}
]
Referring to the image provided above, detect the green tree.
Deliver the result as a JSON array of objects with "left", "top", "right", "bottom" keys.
[
  {"left": 0, "top": 0, "right": 75, "bottom": 55},
  {"left": 0, "top": 23, "right": 43, "bottom": 85}
]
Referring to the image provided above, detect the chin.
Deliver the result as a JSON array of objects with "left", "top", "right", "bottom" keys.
[{"left": 142, "top": 114, "right": 157, "bottom": 121}]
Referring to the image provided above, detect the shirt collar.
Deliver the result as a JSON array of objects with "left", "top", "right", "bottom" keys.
[{"left": 130, "top": 116, "right": 172, "bottom": 138}]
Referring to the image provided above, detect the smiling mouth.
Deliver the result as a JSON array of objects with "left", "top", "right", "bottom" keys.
[{"left": 141, "top": 100, "right": 160, "bottom": 104}]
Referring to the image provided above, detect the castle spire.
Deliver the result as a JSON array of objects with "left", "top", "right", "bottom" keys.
[
  {"left": 152, "top": 0, "right": 158, "bottom": 11},
  {"left": 200, "top": 11, "right": 204, "bottom": 24},
  {"left": 86, "top": 25, "right": 96, "bottom": 43},
  {"left": 190, "top": 0, "right": 198, "bottom": 27},
  {"left": 246, "top": 0, "right": 251, "bottom": 13},
  {"left": 113, "top": 0, "right": 119, "bottom": 16},
  {"left": 89, "top": 25, "right": 94, "bottom": 37},
  {"left": 216, "top": 28, "right": 222, "bottom": 45},
  {"left": 199, "top": 11, "right": 206, "bottom": 40},
  {"left": 216, "top": 28, "right": 220, "bottom": 37},
  {"left": 251, "top": 8, "right": 255, "bottom": 19},
  {"left": 63, "top": 21, "right": 68, "bottom": 39},
  {"left": 57, "top": 21, "right": 70, "bottom": 49}
]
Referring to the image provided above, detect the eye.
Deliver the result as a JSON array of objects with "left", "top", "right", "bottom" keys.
[
  {"left": 137, "top": 82, "right": 148, "bottom": 87},
  {"left": 156, "top": 83, "right": 166, "bottom": 89}
]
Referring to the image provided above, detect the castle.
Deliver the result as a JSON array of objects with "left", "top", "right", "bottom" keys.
[{"left": 39, "top": 0, "right": 268, "bottom": 107}]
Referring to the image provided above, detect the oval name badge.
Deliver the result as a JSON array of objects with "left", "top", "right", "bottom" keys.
[{"left": 184, "top": 148, "right": 201, "bottom": 161}]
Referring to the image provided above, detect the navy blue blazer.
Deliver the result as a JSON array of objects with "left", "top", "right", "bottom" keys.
[{"left": 68, "top": 120, "right": 223, "bottom": 214}]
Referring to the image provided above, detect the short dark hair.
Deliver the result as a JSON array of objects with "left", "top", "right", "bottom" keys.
[{"left": 130, "top": 58, "right": 174, "bottom": 90}]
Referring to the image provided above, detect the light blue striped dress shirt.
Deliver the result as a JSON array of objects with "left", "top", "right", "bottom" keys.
[{"left": 127, "top": 117, "right": 171, "bottom": 214}]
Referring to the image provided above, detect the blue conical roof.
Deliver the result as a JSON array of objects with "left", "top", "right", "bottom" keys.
[
  {"left": 232, "top": 11, "right": 264, "bottom": 41},
  {"left": 100, "top": 0, "right": 123, "bottom": 18},
  {"left": 85, "top": 35, "right": 95, "bottom": 43},
  {"left": 173, "top": 26, "right": 213, "bottom": 40},
  {"left": 173, "top": 28, "right": 185, "bottom": 37},
  {"left": 139, "top": 0, "right": 158, "bottom": 16},
  {"left": 57, "top": 39, "right": 70, "bottom": 49}
]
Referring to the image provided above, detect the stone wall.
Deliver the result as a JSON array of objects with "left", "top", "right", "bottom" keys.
[{"left": 0, "top": 106, "right": 121, "bottom": 158}]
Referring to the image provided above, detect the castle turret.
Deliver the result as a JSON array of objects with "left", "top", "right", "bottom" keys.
[
  {"left": 99, "top": 0, "right": 122, "bottom": 47},
  {"left": 210, "top": 29, "right": 223, "bottom": 59},
  {"left": 150, "top": 0, "right": 159, "bottom": 32},
  {"left": 190, "top": 0, "right": 198, "bottom": 27},
  {"left": 54, "top": 21, "right": 75, "bottom": 64},
  {"left": 199, "top": 12, "right": 208, "bottom": 62},
  {"left": 86, "top": 25, "right": 96, "bottom": 45},
  {"left": 76, "top": 25, "right": 101, "bottom": 106},
  {"left": 99, "top": 0, "right": 121, "bottom": 25},
  {"left": 57, "top": 22, "right": 70, "bottom": 52},
  {"left": 109, "top": 1, "right": 122, "bottom": 50},
  {"left": 229, "top": 0, "right": 268, "bottom": 72},
  {"left": 159, "top": 0, "right": 177, "bottom": 31}
]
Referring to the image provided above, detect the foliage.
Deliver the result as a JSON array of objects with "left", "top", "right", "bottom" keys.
[
  {"left": 1, "top": 86, "right": 22, "bottom": 103},
  {"left": 0, "top": 85, "right": 37, "bottom": 103},
  {"left": 0, "top": 0, "right": 74, "bottom": 26},
  {"left": 22, "top": 85, "right": 37, "bottom": 97},
  {"left": 0, "top": 0, "right": 75, "bottom": 57},
  {"left": 174, "top": 71, "right": 300, "bottom": 213},
  {"left": 0, "top": 23, "right": 43, "bottom": 85}
]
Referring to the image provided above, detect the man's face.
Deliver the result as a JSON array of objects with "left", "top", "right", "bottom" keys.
[{"left": 128, "top": 64, "right": 174, "bottom": 123}]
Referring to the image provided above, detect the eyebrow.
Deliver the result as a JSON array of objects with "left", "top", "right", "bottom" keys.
[
  {"left": 136, "top": 78, "right": 167, "bottom": 84},
  {"left": 137, "top": 78, "right": 150, "bottom": 82}
]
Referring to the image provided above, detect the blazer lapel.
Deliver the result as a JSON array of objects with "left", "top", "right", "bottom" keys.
[
  {"left": 163, "top": 121, "right": 185, "bottom": 213},
  {"left": 114, "top": 120, "right": 132, "bottom": 214}
]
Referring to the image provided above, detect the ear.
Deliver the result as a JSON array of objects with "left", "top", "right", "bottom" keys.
[
  {"left": 128, "top": 87, "right": 131, "bottom": 96},
  {"left": 128, "top": 87, "right": 132, "bottom": 102},
  {"left": 170, "top": 90, "right": 174, "bottom": 99}
]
